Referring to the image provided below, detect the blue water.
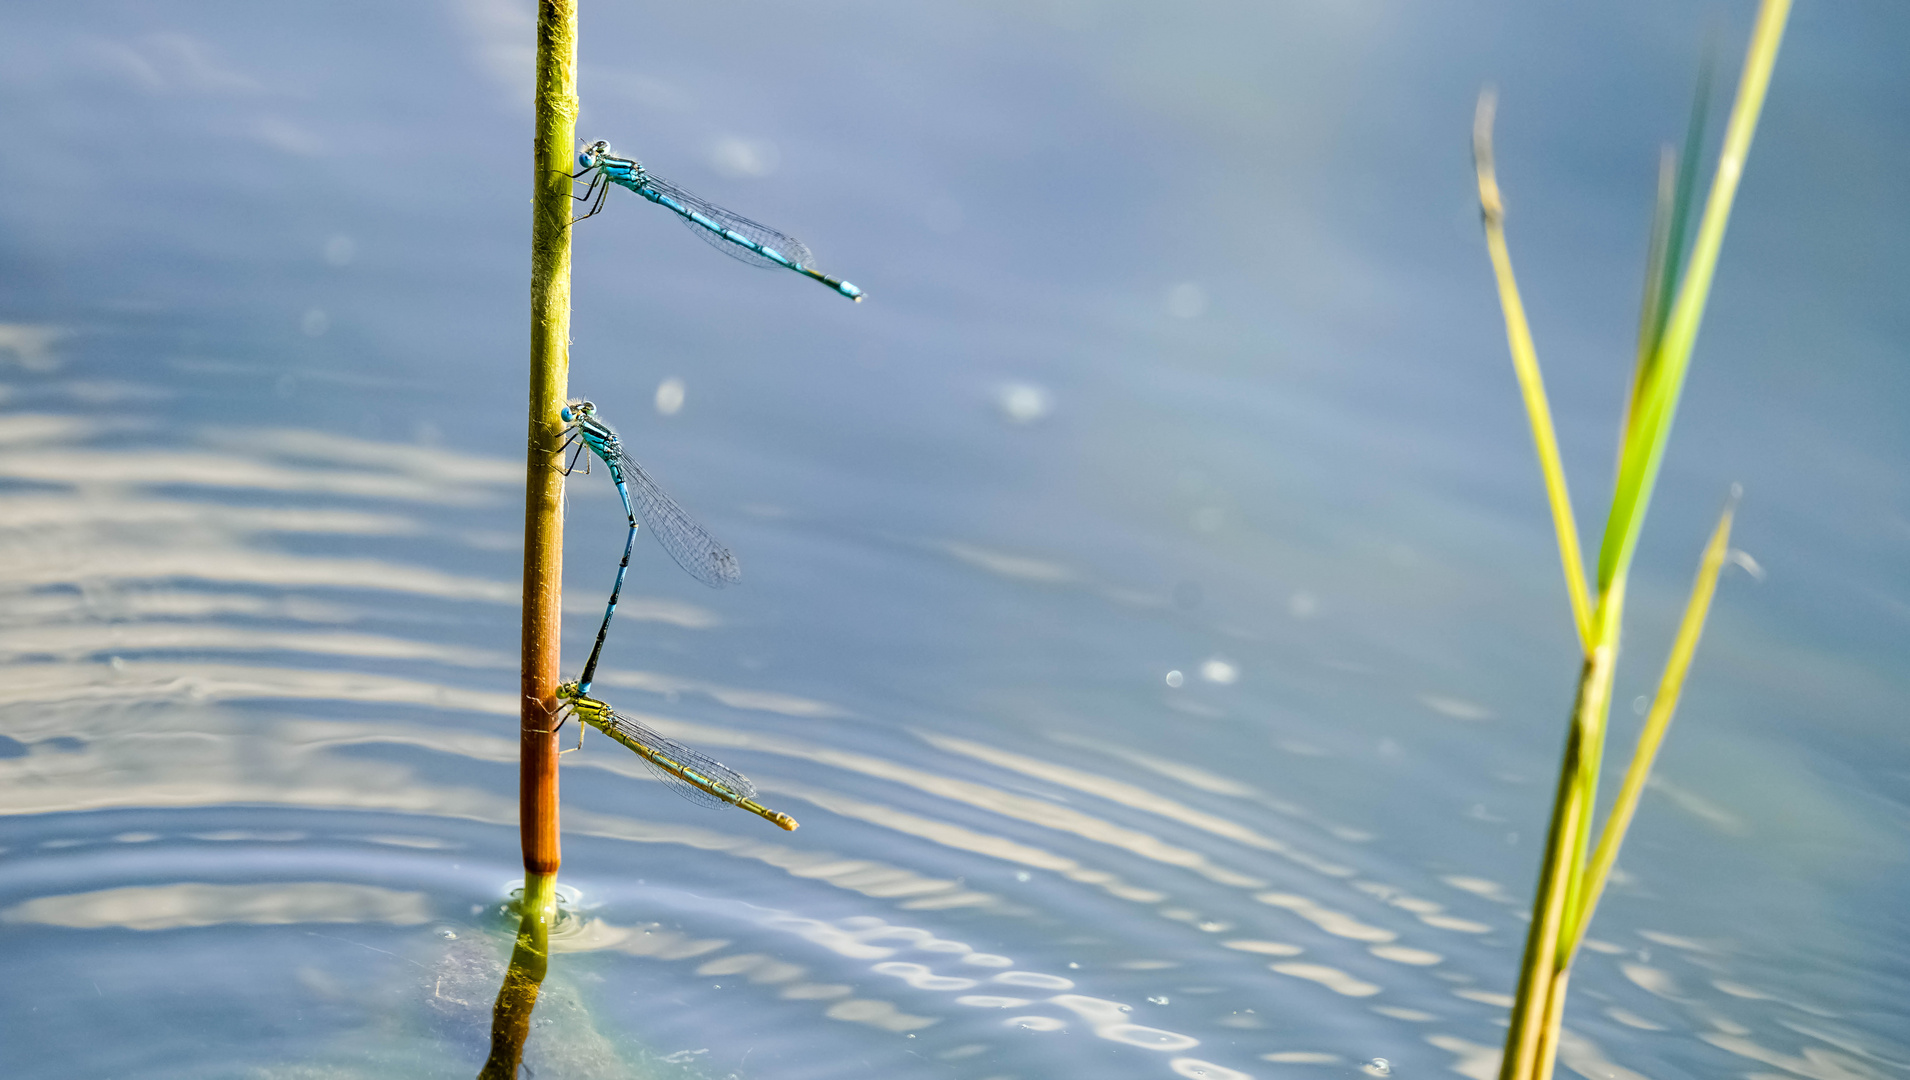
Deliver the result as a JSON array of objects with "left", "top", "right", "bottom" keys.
[{"left": 1, "top": 2, "right": 1905, "bottom": 1078}]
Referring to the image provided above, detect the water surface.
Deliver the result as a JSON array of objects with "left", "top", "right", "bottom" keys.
[{"left": 1, "top": 2, "right": 1906, "bottom": 1078}]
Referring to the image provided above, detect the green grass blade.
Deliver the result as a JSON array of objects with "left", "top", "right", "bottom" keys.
[
  {"left": 1595, "top": 0, "right": 1790, "bottom": 594},
  {"left": 1474, "top": 90, "right": 1595, "bottom": 652},
  {"left": 1649, "top": 43, "right": 1719, "bottom": 364},
  {"left": 1568, "top": 490, "right": 1739, "bottom": 957},
  {"left": 1623, "top": 146, "right": 1678, "bottom": 450},
  {"left": 1624, "top": 47, "right": 1716, "bottom": 449}
]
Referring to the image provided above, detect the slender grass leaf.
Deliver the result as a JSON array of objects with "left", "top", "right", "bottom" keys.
[{"left": 1473, "top": 90, "right": 1595, "bottom": 651}]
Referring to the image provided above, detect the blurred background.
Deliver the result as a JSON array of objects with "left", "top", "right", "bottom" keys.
[{"left": 0, "top": 2, "right": 1904, "bottom": 1078}]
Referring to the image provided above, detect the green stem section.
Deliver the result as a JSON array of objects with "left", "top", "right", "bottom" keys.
[
  {"left": 477, "top": 873, "right": 559, "bottom": 1080},
  {"left": 1568, "top": 496, "right": 1738, "bottom": 956},
  {"left": 1557, "top": 585, "right": 1624, "bottom": 946},
  {"left": 520, "top": 0, "right": 577, "bottom": 877},
  {"left": 1497, "top": 641, "right": 1613, "bottom": 1080}
]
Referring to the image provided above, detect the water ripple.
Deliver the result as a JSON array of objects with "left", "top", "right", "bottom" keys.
[{"left": 3, "top": 881, "right": 433, "bottom": 930}]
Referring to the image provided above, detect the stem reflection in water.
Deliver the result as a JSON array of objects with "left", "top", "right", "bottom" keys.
[{"left": 477, "top": 873, "right": 557, "bottom": 1080}]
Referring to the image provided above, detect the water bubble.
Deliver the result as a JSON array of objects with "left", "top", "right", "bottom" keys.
[
  {"left": 996, "top": 382, "right": 1052, "bottom": 424},
  {"left": 1164, "top": 670, "right": 1184, "bottom": 688},
  {"left": 1015, "top": 871, "right": 1031, "bottom": 883},
  {"left": 1199, "top": 658, "right": 1238, "bottom": 685},
  {"left": 1632, "top": 695, "right": 1649, "bottom": 716},
  {"left": 708, "top": 136, "right": 779, "bottom": 178},
  {"left": 1148, "top": 995, "right": 1169, "bottom": 1005},
  {"left": 322, "top": 235, "right": 356, "bottom": 266},
  {"left": 1166, "top": 282, "right": 1207, "bottom": 319},
  {"left": 655, "top": 376, "right": 686, "bottom": 416},
  {"left": 1363, "top": 1058, "right": 1391, "bottom": 1076}
]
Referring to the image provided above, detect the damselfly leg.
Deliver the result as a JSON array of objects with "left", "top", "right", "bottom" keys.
[
  {"left": 569, "top": 176, "right": 612, "bottom": 224},
  {"left": 560, "top": 438, "right": 589, "bottom": 477}
]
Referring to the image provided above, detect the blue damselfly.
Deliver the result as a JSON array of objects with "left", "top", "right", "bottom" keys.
[
  {"left": 571, "top": 140, "right": 863, "bottom": 301},
  {"left": 561, "top": 399, "right": 740, "bottom": 693}
]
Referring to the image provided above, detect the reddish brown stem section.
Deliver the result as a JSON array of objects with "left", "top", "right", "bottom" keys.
[{"left": 520, "top": 0, "right": 577, "bottom": 877}]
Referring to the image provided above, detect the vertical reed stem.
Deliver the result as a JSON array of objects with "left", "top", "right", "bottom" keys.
[
  {"left": 521, "top": 0, "right": 577, "bottom": 879},
  {"left": 1498, "top": 651, "right": 1597, "bottom": 1080}
]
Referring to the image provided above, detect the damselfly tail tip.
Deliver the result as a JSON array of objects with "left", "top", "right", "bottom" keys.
[
  {"left": 743, "top": 800, "right": 799, "bottom": 830},
  {"left": 840, "top": 282, "right": 864, "bottom": 302}
]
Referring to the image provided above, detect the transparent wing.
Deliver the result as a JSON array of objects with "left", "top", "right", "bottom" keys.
[
  {"left": 588, "top": 705, "right": 758, "bottom": 808},
  {"left": 612, "top": 446, "right": 743, "bottom": 587},
  {"left": 643, "top": 173, "right": 815, "bottom": 269}
]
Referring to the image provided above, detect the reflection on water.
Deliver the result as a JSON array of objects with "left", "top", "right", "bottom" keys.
[
  {"left": 476, "top": 875, "right": 557, "bottom": 1080},
  {"left": 1, "top": 404, "right": 1897, "bottom": 1079},
  {"left": 3, "top": 882, "right": 434, "bottom": 931}
]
